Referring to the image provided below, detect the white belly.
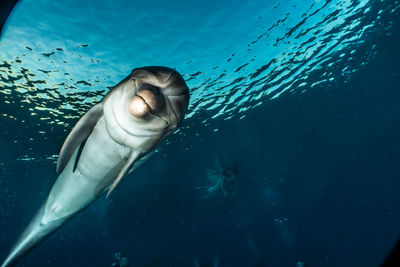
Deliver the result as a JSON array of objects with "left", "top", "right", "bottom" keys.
[{"left": 43, "top": 117, "right": 131, "bottom": 223}]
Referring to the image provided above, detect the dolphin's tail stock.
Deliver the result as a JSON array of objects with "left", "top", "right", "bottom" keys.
[{"left": 1, "top": 204, "right": 70, "bottom": 267}]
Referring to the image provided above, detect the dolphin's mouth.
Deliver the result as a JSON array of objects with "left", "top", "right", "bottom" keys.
[
  {"left": 129, "top": 91, "right": 166, "bottom": 122},
  {"left": 135, "top": 94, "right": 150, "bottom": 109},
  {"left": 128, "top": 94, "right": 151, "bottom": 118}
]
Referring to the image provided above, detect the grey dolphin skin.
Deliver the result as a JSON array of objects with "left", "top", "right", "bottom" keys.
[{"left": 1, "top": 66, "right": 190, "bottom": 267}]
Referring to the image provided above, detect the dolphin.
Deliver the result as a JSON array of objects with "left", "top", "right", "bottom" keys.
[{"left": 1, "top": 66, "right": 190, "bottom": 267}]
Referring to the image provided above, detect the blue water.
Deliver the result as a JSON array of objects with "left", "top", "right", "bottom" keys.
[{"left": 0, "top": 0, "right": 399, "bottom": 266}]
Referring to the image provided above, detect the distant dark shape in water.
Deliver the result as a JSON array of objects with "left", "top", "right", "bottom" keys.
[
  {"left": 221, "top": 163, "right": 239, "bottom": 196},
  {"left": 0, "top": 0, "right": 18, "bottom": 37},
  {"left": 1, "top": 66, "right": 190, "bottom": 266},
  {"left": 111, "top": 251, "right": 129, "bottom": 267},
  {"left": 193, "top": 255, "right": 219, "bottom": 267},
  {"left": 198, "top": 156, "right": 239, "bottom": 198}
]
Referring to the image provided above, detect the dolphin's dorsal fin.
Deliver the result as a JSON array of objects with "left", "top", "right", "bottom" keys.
[
  {"left": 106, "top": 150, "right": 141, "bottom": 198},
  {"left": 56, "top": 103, "right": 104, "bottom": 173}
]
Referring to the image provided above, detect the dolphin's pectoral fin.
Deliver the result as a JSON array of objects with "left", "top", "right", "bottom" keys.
[
  {"left": 56, "top": 103, "right": 104, "bottom": 174},
  {"left": 106, "top": 150, "right": 141, "bottom": 198},
  {"left": 73, "top": 137, "right": 88, "bottom": 172}
]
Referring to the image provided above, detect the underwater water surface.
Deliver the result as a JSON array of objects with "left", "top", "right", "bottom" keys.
[{"left": 0, "top": 0, "right": 400, "bottom": 266}]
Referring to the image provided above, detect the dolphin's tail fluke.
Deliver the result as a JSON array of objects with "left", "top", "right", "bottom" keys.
[{"left": 1, "top": 204, "right": 69, "bottom": 267}]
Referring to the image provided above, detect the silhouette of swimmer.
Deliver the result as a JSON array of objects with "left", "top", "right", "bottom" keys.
[
  {"left": 111, "top": 252, "right": 128, "bottom": 267},
  {"left": 198, "top": 156, "right": 239, "bottom": 198},
  {"left": 221, "top": 164, "right": 239, "bottom": 196}
]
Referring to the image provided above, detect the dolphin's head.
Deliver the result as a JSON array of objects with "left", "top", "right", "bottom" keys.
[
  {"left": 128, "top": 66, "right": 189, "bottom": 131},
  {"left": 103, "top": 66, "right": 189, "bottom": 149}
]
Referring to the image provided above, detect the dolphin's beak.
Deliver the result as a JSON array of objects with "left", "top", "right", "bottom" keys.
[
  {"left": 129, "top": 88, "right": 165, "bottom": 119},
  {"left": 1, "top": 205, "right": 70, "bottom": 267},
  {"left": 136, "top": 87, "right": 165, "bottom": 113},
  {"left": 129, "top": 95, "right": 151, "bottom": 118}
]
